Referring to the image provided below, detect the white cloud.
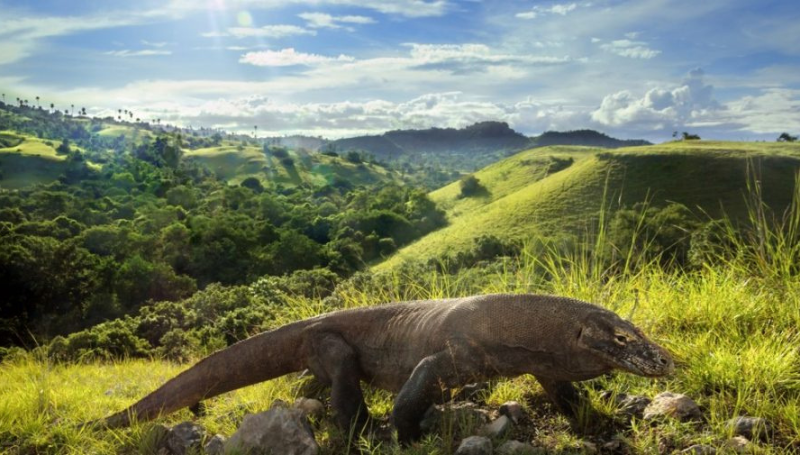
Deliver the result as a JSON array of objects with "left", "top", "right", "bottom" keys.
[
  {"left": 239, "top": 48, "right": 355, "bottom": 67},
  {"left": 162, "top": 0, "right": 448, "bottom": 18},
  {"left": 105, "top": 49, "right": 172, "bottom": 57},
  {"left": 725, "top": 88, "right": 800, "bottom": 134},
  {"left": 226, "top": 25, "right": 316, "bottom": 38},
  {"left": 405, "top": 43, "right": 574, "bottom": 70},
  {"left": 298, "top": 12, "right": 376, "bottom": 29},
  {"left": 599, "top": 39, "right": 661, "bottom": 59},
  {"left": 141, "top": 40, "right": 169, "bottom": 48},
  {"left": 591, "top": 69, "right": 720, "bottom": 130},
  {"left": 516, "top": 2, "right": 580, "bottom": 20}
]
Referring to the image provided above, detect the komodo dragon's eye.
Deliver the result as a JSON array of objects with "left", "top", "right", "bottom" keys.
[{"left": 614, "top": 334, "right": 628, "bottom": 345}]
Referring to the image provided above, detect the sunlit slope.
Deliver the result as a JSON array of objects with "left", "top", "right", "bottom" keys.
[
  {"left": 0, "top": 132, "right": 70, "bottom": 189},
  {"left": 377, "top": 141, "right": 800, "bottom": 269},
  {"left": 185, "top": 145, "right": 397, "bottom": 187}
]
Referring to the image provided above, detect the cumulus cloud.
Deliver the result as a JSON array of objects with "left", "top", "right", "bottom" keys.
[
  {"left": 298, "top": 12, "right": 376, "bottom": 29},
  {"left": 591, "top": 69, "right": 720, "bottom": 130},
  {"left": 239, "top": 48, "right": 355, "bottom": 66},
  {"left": 598, "top": 39, "right": 661, "bottom": 59}
]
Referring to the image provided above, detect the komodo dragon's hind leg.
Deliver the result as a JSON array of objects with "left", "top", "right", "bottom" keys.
[
  {"left": 306, "top": 332, "right": 371, "bottom": 435},
  {"left": 392, "top": 345, "right": 480, "bottom": 446}
]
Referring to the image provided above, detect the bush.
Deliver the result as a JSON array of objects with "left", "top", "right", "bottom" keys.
[{"left": 459, "top": 175, "right": 484, "bottom": 198}]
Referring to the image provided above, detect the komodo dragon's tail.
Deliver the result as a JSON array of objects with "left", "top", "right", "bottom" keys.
[{"left": 101, "top": 319, "right": 311, "bottom": 428}]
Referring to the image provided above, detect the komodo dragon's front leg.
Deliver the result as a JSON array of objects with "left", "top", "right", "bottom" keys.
[
  {"left": 534, "top": 376, "right": 585, "bottom": 417},
  {"left": 306, "top": 332, "right": 371, "bottom": 434},
  {"left": 392, "top": 342, "right": 482, "bottom": 446}
]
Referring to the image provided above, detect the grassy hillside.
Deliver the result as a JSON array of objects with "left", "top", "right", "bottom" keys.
[
  {"left": 0, "top": 133, "right": 71, "bottom": 189},
  {"left": 377, "top": 141, "right": 800, "bottom": 269},
  {"left": 3, "top": 230, "right": 800, "bottom": 453},
  {"left": 186, "top": 145, "right": 397, "bottom": 187}
]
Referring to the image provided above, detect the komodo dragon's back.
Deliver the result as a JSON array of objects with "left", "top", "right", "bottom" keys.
[{"left": 95, "top": 294, "right": 673, "bottom": 445}]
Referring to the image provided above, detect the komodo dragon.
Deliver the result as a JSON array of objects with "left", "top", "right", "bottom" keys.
[{"left": 98, "top": 294, "right": 673, "bottom": 445}]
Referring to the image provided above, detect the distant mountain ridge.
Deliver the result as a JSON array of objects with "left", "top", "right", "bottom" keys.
[
  {"left": 326, "top": 122, "right": 650, "bottom": 160},
  {"left": 532, "top": 129, "right": 652, "bottom": 148},
  {"left": 331, "top": 121, "right": 530, "bottom": 159}
]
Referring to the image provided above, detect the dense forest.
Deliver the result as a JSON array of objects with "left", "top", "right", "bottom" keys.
[{"left": 0, "top": 101, "right": 447, "bottom": 348}]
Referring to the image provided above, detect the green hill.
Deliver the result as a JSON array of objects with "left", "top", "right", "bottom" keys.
[
  {"left": 185, "top": 145, "right": 397, "bottom": 188},
  {"left": 376, "top": 140, "right": 800, "bottom": 269},
  {"left": 0, "top": 133, "right": 74, "bottom": 189}
]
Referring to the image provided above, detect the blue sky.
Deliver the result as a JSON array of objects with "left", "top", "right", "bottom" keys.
[{"left": 0, "top": 0, "right": 798, "bottom": 141}]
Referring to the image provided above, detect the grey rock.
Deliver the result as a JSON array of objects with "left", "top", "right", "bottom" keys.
[
  {"left": 455, "top": 435, "right": 493, "bottom": 455},
  {"left": 479, "top": 415, "right": 512, "bottom": 438},
  {"left": 499, "top": 401, "right": 524, "bottom": 424},
  {"left": 166, "top": 422, "right": 206, "bottom": 455},
  {"left": 420, "top": 402, "right": 490, "bottom": 433},
  {"left": 725, "top": 436, "right": 751, "bottom": 453},
  {"left": 726, "top": 416, "right": 771, "bottom": 441},
  {"left": 681, "top": 444, "right": 717, "bottom": 454},
  {"left": 225, "top": 406, "right": 318, "bottom": 455},
  {"left": 617, "top": 395, "right": 652, "bottom": 419},
  {"left": 643, "top": 392, "right": 702, "bottom": 421},
  {"left": 496, "top": 440, "right": 543, "bottom": 455},
  {"left": 203, "top": 434, "right": 226, "bottom": 455},
  {"left": 294, "top": 397, "right": 326, "bottom": 421}
]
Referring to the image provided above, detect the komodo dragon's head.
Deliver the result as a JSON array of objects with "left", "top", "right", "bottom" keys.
[{"left": 576, "top": 310, "right": 674, "bottom": 377}]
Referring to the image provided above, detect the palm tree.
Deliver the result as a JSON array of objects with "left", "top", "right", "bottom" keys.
[
  {"left": 70, "top": 104, "right": 74, "bottom": 116},
  {"left": 50, "top": 103, "right": 54, "bottom": 113},
  {"left": 35, "top": 96, "right": 40, "bottom": 108},
  {"left": 254, "top": 125, "right": 258, "bottom": 138},
  {"left": 1, "top": 93, "right": 5, "bottom": 103}
]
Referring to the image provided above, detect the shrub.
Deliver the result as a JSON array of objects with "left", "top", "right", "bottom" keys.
[{"left": 459, "top": 175, "right": 484, "bottom": 198}]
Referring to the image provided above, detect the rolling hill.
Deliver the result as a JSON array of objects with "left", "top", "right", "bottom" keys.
[
  {"left": 185, "top": 145, "right": 397, "bottom": 188},
  {"left": 376, "top": 140, "right": 800, "bottom": 269}
]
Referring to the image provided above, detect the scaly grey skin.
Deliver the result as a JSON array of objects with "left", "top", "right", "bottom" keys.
[{"left": 98, "top": 294, "right": 673, "bottom": 445}]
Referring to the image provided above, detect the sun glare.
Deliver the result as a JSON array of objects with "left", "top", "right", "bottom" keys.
[{"left": 237, "top": 11, "right": 253, "bottom": 27}]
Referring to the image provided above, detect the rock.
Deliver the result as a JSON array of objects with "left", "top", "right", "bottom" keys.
[
  {"left": 455, "top": 435, "right": 493, "bottom": 455},
  {"left": 203, "top": 434, "right": 226, "bottom": 455},
  {"left": 496, "top": 440, "right": 543, "bottom": 455},
  {"left": 725, "top": 436, "right": 751, "bottom": 453},
  {"left": 681, "top": 444, "right": 717, "bottom": 454},
  {"left": 420, "top": 402, "right": 490, "bottom": 433},
  {"left": 499, "top": 401, "right": 524, "bottom": 424},
  {"left": 617, "top": 395, "right": 652, "bottom": 420},
  {"left": 479, "top": 415, "right": 512, "bottom": 438},
  {"left": 643, "top": 392, "right": 702, "bottom": 421},
  {"left": 726, "top": 416, "right": 771, "bottom": 441},
  {"left": 294, "top": 397, "right": 326, "bottom": 421},
  {"left": 225, "top": 407, "right": 319, "bottom": 455},
  {"left": 165, "top": 422, "right": 206, "bottom": 455}
]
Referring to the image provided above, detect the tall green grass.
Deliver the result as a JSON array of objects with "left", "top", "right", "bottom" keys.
[{"left": 2, "top": 172, "right": 800, "bottom": 453}]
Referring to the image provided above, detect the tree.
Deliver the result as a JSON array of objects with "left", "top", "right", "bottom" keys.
[
  {"left": 777, "top": 132, "right": 798, "bottom": 142},
  {"left": 56, "top": 139, "right": 72, "bottom": 155},
  {"left": 459, "top": 174, "right": 485, "bottom": 197},
  {"left": 681, "top": 132, "right": 701, "bottom": 140}
]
